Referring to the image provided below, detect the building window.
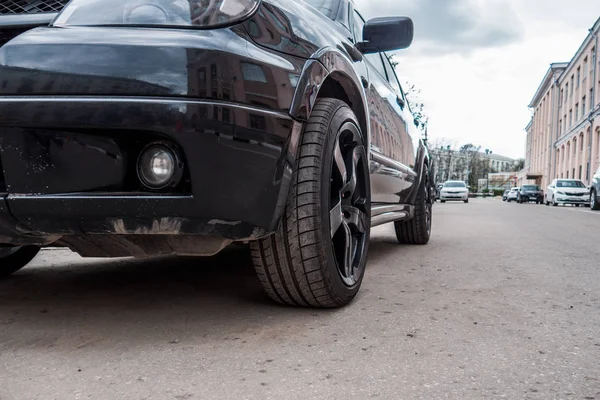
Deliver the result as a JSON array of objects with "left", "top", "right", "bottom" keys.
[
  {"left": 577, "top": 67, "right": 581, "bottom": 88},
  {"left": 559, "top": 120, "right": 562, "bottom": 135},
  {"left": 560, "top": 89, "right": 564, "bottom": 106},
  {"left": 575, "top": 103, "right": 579, "bottom": 121},
  {"left": 565, "top": 84, "right": 569, "bottom": 101},
  {"left": 569, "top": 110, "right": 572, "bottom": 126},
  {"left": 583, "top": 97, "right": 586, "bottom": 115},
  {"left": 573, "top": 168, "right": 575, "bottom": 178},
  {"left": 581, "top": 134, "right": 584, "bottom": 151},
  {"left": 573, "top": 139, "right": 577, "bottom": 154},
  {"left": 584, "top": 57, "right": 588, "bottom": 78},
  {"left": 579, "top": 165, "right": 582, "bottom": 179},
  {"left": 570, "top": 75, "right": 574, "bottom": 94},
  {"left": 564, "top": 118, "right": 567, "bottom": 133},
  {"left": 566, "top": 170, "right": 569, "bottom": 178}
]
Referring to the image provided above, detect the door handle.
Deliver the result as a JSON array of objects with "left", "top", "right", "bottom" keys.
[{"left": 396, "top": 96, "right": 405, "bottom": 109}]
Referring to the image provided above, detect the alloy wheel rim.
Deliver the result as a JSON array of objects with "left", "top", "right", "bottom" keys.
[{"left": 329, "top": 122, "right": 369, "bottom": 287}]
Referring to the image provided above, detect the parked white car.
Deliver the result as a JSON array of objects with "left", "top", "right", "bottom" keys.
[
  {"left": 545, "top": 179, "right": 590, "bottom": 207},
  {"left": 439, "top": 181, "right": 469, "bottom": 203},
  {"left": 506, "top": 187, "right": 520, "bottom": 202}
]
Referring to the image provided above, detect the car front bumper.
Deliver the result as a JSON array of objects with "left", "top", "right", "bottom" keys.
[
  {"left": 440, "top": 193, "right": 468, "bottom": 201},
  {"left": 0, "top": 97, "right": 302, "bottom": 247},
  {"left": 555, "top": 195, "right": 590, "bottom": 205}
]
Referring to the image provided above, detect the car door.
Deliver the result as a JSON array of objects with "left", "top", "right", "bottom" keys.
[{"left": 351, "top": 8, "right": 414, "bottom": 204}]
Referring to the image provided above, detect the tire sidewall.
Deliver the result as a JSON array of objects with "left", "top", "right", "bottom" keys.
[{"left": 319, "top": 105, "right": 371, "bottom": 302}]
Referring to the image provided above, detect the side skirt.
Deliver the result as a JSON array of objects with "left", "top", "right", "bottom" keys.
[{"left": 371, "top": 204, "right": 414, "bottom": 227}]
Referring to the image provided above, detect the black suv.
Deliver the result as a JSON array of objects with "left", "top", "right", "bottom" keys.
[
  {"left": 0, "top": 0, "right": 433, "bottom": 308},
  {"left": 518, "top": 184, "right": 543, "bottom": 204}
]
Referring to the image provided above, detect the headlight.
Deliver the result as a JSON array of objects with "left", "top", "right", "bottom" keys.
[{"left": 53, "top": 0, "right": 260, "bottom": 29}]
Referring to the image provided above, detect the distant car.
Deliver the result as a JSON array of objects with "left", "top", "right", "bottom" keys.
[
  {"left": 546, "top": 179, "right": 590, "bottom": 207},
  {"left": 517, "top": 184, "right": 544, "bottom": 204},
  {"left": 506, "top": 187, "right": 520, "bottom": 202},
  {"left": 591, "top": 167, "right": 600, "bottom": 211},
  {"left": 502, "top": 190, "right": 510, "bottom": 201},
  {"left": 440, "top": 181, "right": 469, "bottom": 203}
]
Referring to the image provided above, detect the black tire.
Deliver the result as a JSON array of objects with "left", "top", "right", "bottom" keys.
[
  {"left": 575, "top": 204, "right": 580, "bottom": 207},
  {"left": 464, "top": 199, "right": 469, "bottom": 204},
  {"left": 250, "top": 99, "right": 370, "bottom": 308},
  {"left": 440, "top": 200, "right": 446, "bottom": 203},
  {"left": 592, "top": 190, "right": 599, "bottom": 211},
  {"left": 0, "top": 246, "right": 40, "bottom": 278},
  {"left": 394, "top": 165, "right": 432, "bottom": 245}
]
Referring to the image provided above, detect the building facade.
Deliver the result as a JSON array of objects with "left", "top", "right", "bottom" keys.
[{"left": 525, "top": 17, "right": 600, "bottom": 188}]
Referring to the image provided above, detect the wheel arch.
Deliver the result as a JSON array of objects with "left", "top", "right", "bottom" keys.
[{"left": 289, "top": 48, "right": 370, "bottom": 148}]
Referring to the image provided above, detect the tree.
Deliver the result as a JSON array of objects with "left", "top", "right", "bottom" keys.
[
  {"left": 459, "top": 144, "right": 482, "bottom": 189},
  {"left": 512, "top": 158, "right": 525, "bottom": 172}
]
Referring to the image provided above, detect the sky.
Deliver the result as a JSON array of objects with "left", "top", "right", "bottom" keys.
[{"left": 354, "top": 0, "right": 600, "bottom": 159}]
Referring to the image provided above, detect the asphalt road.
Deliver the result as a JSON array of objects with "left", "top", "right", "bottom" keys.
[{"left": 1, "top": 199, "right": 600, "bottom": 400}]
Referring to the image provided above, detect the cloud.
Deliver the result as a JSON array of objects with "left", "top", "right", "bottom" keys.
[{"left": 354, "top": 0, "right": 524, "bottom": 54}]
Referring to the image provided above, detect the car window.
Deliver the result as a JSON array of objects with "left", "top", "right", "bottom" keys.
[
  {"left": 365, "top": 53, "right": 387, "bottom": 80},
  {"left": 443, "top": 182, "right": 466, "bottom": 188},
  {"left": 383, "top": 53, "right": 407, "bottom": 101},
  {"left": 522, "top": 185, "right": 540, "bottom": 191},
  {"left": 557, "top": 180, "right": 586, "bottom": 188},
  {"left": 303, "top": 0, "right": 340, "bottom": 19},
  {"left": 351, "top": 10, "right": 365, "bottom": 43}
]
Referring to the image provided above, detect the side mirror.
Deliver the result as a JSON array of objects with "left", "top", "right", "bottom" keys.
[{"left": 357, "top": 17, "right": 414, "bottom": 54}]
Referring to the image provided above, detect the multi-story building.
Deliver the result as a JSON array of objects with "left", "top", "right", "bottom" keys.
[{"left": 525, "top": 17, "right": 600, "bottom": 188}]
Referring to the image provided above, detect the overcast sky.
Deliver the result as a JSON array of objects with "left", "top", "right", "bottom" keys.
[{"left": 355, "top": 0, "right": 600, "bottom": 159}]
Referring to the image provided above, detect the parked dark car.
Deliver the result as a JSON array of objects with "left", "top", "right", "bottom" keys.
[
  {"left": 592, "top": 167, "right": 600, "bottom": 211},
  {"left": 517, "top": 184, "right": 543, "bottom": 204},
  {"left": 0, "top": 0, "right": 432, "bottom": 308}
]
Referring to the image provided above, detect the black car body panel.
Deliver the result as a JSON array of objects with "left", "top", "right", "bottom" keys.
[{"left": 0, "top": 0, "right": 428, "bottom": 257}]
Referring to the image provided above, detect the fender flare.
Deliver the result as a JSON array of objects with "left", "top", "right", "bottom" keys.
[{"left": 289, "top": 47, "right": 371, "bottom": 150}]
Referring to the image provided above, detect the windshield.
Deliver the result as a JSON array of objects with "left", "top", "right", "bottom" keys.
[
  {"left": 556, "top": 180, "right": 586, "bottom": 188},
  {"left": 444, "top": 182, "right": 466, "bottom": 188},
  {"left": 302, "top": 0, "right": 339, "bottom": 18},
  {"left": 522, "top": 185, "right": 540, "bottom": 191}
]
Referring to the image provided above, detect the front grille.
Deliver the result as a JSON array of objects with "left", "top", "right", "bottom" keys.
[
  {"left": 0, "top": 0, "right": 68, "bottom": 14},
  {"left": 565, "top": 192, "right": 585, "bottom": 197}
]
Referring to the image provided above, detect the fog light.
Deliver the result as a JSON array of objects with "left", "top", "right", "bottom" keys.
[{"left": 137, "top": 142, "right": 183, "bottom": 190}]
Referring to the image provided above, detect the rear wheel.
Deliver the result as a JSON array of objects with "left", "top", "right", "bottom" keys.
[
  {"left": 592, "top": 190, "right": 599, "bottom": 211},
  {"left": 250, "top": 99, "right": 370, "bottom": 308},
  {"left": 0, "top": 246, "right": 40, "bottom": 278},
  {"left": 395, "top": 165, "right": 432, "bottom": 245}
]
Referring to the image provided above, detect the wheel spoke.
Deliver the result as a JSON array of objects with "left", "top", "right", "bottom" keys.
[
  {"left": 343, "top": 206, "right": 367, "bottom": 234},
  {"left": 342, "top": 147, "right": 361, "bottom": 196},
  {"left": 341, "top": 221, "right": 354, "bottom": 279},
  {"left": 330, "top": 200, "right": 343, "bottom": 238},
  {"left": 333, "top": 138, "right": 347, "bottom": 185}
]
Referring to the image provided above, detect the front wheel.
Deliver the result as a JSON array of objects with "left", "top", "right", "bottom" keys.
[
  {"left": 395, "top": 165, "right": 432, "bottom": 245},
  {"left": 250, "top": 99, "right": 370, "bottom": 308},
  {"left": 592, "top": 190, "right": 599, "bottom": 211},
  {"left": 0, "top": 246, "right": 40, "bottom": 278}
]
